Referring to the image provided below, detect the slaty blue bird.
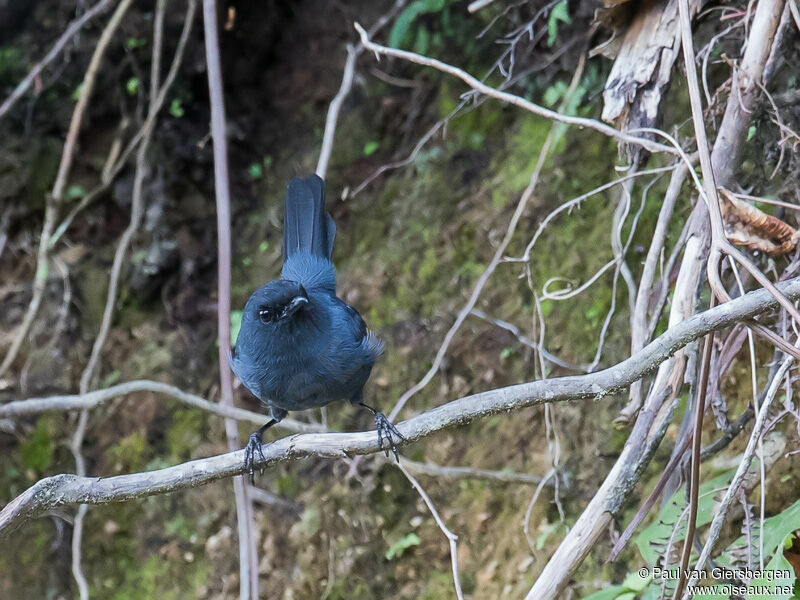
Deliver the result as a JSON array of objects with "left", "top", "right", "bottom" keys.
[{"left": 231, "top": 174, "right": 403, "bottom": 481}]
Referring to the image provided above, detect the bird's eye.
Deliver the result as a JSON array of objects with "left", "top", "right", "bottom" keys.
[{"left": 258, "top": 308, "right": 274, "bottom": 323}]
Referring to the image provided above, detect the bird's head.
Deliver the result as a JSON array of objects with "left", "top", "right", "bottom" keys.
[{"left": 242, "top": 280, "right": 309, "bottom": 329}]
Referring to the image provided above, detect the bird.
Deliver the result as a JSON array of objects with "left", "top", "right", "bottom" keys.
[{"left": 230, "top": 174, "right": 403, "bottom": 481}]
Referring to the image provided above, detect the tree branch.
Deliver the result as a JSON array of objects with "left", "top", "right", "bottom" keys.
[
  {"left": 0, "top": 380, "right": 325, "bottom": 432},
  {"left": 202, "top": 0, "right": 259, "bottom": 593},
  {"left": 3, "top": 277, "right": 800, "bottom": 537}
]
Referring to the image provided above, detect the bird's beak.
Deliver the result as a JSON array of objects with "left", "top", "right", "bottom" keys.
[{"left": 282, "top": 295, "right": 308, "bottom": 319}]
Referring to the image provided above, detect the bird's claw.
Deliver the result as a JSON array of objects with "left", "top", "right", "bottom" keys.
[
  {"left": 373, "top": 411, "right": 404, "bottom": 461},
  {"left": 244, "top": 432, "right": 266, "bottom": 484}
]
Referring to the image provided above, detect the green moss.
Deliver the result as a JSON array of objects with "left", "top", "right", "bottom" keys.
[
  {"left": 20, "top": 416, "right": 54, "bottom": 472},
  {"left": 106, "top": 431, "right": 151, "bottom": 473},
  {"left": 166, "top": 408, "right": 204, "bottom": 459},
  {"left": 105, "top": 553, "right": 211, "bottom": 600},
  {"left": 419, "top": 571, "right": 460, "bottom": 599},
  {"left": 325, "top": 578, "right": 373, "bottom": 600}
]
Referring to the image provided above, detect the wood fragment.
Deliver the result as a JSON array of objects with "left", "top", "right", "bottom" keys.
[{"left": 596, "top": 0, "right": 706, "bottom": 163}]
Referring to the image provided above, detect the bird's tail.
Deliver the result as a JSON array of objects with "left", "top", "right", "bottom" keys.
[{"left": 282, "top": 174, "right": 336, "bottom": 261}]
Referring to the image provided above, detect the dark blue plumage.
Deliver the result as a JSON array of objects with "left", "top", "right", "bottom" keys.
[{"left": 231, "top": 175, "right": 401, "bottom": 480}]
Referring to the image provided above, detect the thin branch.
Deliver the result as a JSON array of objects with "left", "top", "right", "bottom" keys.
[
  {"left": 469, "top": 308, "right": 589, "bottom": 372},
  {"left": 684, "top": 347, "right": 797, "bottom": 597},
  {"left": 675, "top": 0, "right": 800, "bottom": 328},
  {"left": 625, "top": 163, "right": 689, "bottom": 420},
  {"left": 789, "top": 0, "right": 800, "bottom": 32},
  {"left": 63, "top": 2, "right": 137, "bottom": 596},
  {"left": 315, "top": 0, "right": 408, "bottom": 180},
  {"left": 397, "top": 463, "right": 464, "bottom": 600},
  {"left": 528, "top": 1, "right": 787, "bottom": 594},
  {"left": 354, "top": 23, "right": 677, "bottom": 156},
  {"left": 5, "top": 277, "right": 800, "bottom": 537},
  {"left": 388, "top": 50, "right": 587, "bottom": 421},
  {"left": 673, "top": 298, "right": 714, "bottom": 599},
  {"left": 400, "top": 458, "right": 553, "bottom": 487},
  {"left": 202, "top": 0, "right": 258, "bottom": 597},
  {"left": 0, "top": 379, "right": 324, "bottom": 432},
  {"left": 316, "top": 44, "right": 357, "bottom": 179},
  {"left": 0, "top": 0, "right": 116, "bottom": 121}
]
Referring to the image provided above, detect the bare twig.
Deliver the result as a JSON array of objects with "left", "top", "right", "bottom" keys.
[
  {"left": 675, "top": 0, "right": 800, "bottom": 327},
  {"left": 625, "top": 163, "right": 689, "bottom": 420},
  {"left": 673, "top": 298, "right": 714, "bottom": 599},
  {"left": 315, "top": 1, "right": 407, "bottom": 180},
  {"left": 400, "top": 458, "right": 553, "bottom": 487},
  {"left": 683, "top": 346, "right": 797, "bottom": 597},
  {"left": 354, "top": 23, "right": 677, "bottom": 156},
  {"left": 789, "top": 0, "right": 800, "bottom": 32},
  {"left": 0, "top": 0, "right": 116, "bottom": 121},
  {"left": 4, "top": 277, "right": 800, "bottom": 537},
  {"left": 69, "top": 2, "right": 172, "bottom": 596},
  {"left": 316, "top": 44, "right": 357, "bottom": 179},
  {"left": 469, "top": 308, "right": 589, "bottom": 372},
  {"left": 510, "top": 166, "right": 678, "bottom": 264},
  {"left": 387, "top": 50, "right": 588, "bottom": 421},
  {"left": 526, "top": 3, "right": 789, "bottom": 594},
  {"left": 0, "top": 379, "right": 324, "bottom": 432},
  {"left": 397, "top": 463, "right": 464, "bottom": 600},
  {"left": 202, "top": 0, "right": 258, "bottom": 597}
]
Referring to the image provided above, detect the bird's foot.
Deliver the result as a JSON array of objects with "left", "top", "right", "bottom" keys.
[
  {"left": 244, "top": 431, "right": 266, "bottom": 485},
  {"left": 373, "top": 411, "right": 404, "bottom": 461}
]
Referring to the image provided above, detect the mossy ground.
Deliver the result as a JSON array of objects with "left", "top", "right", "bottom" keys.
[{"left": 2, "top": 1, "right": 794, "bottom": 599}]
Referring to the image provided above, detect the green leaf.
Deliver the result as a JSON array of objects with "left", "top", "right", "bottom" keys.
[
  {"left": 536, "top": 521, "right": 561, "bottom": 550},
  {"left": 126, "top": 77, "right": 140, "bottom": 96},
  {"left": 247, "top": 163, "right": 263, "bottom": 179},
  {"left": 747, "top": 125, "right": 757, "bottom": 141},
  {"left": 581, "top": 585, "right": 627, "bottom": 600},
  {"left": 126, "top": 37, "right": 147, "bottom": 49},
  {"left": 71, "top": 83, "right": 83, "bottom": 101},
  {"left": 388, "top": 0, "right": 449, "bottom": 49},
  {"left": 543, "top": 81, "right": 567, "bottom": 107},
  {"left": 621, "top": 570, "right": 651, "bottom": 592},
  {"left": 389, "top": 1, "right": 425, "bottom": 48},
  {"left": 414, "top": 26, "right": 430, "bottom": 55},
  {"left": 720, "top": 497, "right": 800, "bottom": 570},
  {"left": 298, "top": 506, "right": 321, "bottom": 536},
  {"left": 65, "top": 185, "right": 85, "bottom": 201},
  {"left": 230, "top": 310, "right": 243, "bottom": 346},
  {"left": 745, "top": 539, "right": 794, "bottom": 599},
  {"left": 363, "top": 141, "right": 380, "bottom": 156},
  {"left": 636, "top": 469, "right": 735, "bottom": 564},
  {"left": 169, "top": 98, "right": 184, "bottom": 118},
  {"left": 547, "top": 0, "right": 571, "bottom": 46},
  {"left": 102, "top": 369, "right": 121, "bottom": 387},
  {"left": 258, "top": 241, "right": 269, "bottom": 252},
  {"left": 385, "top": 532, "right": 421, "bottom": 560}
]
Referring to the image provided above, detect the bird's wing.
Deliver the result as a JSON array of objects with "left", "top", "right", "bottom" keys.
[{"left": 342, "top": 301, "right": 384, "bottom": 360}]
